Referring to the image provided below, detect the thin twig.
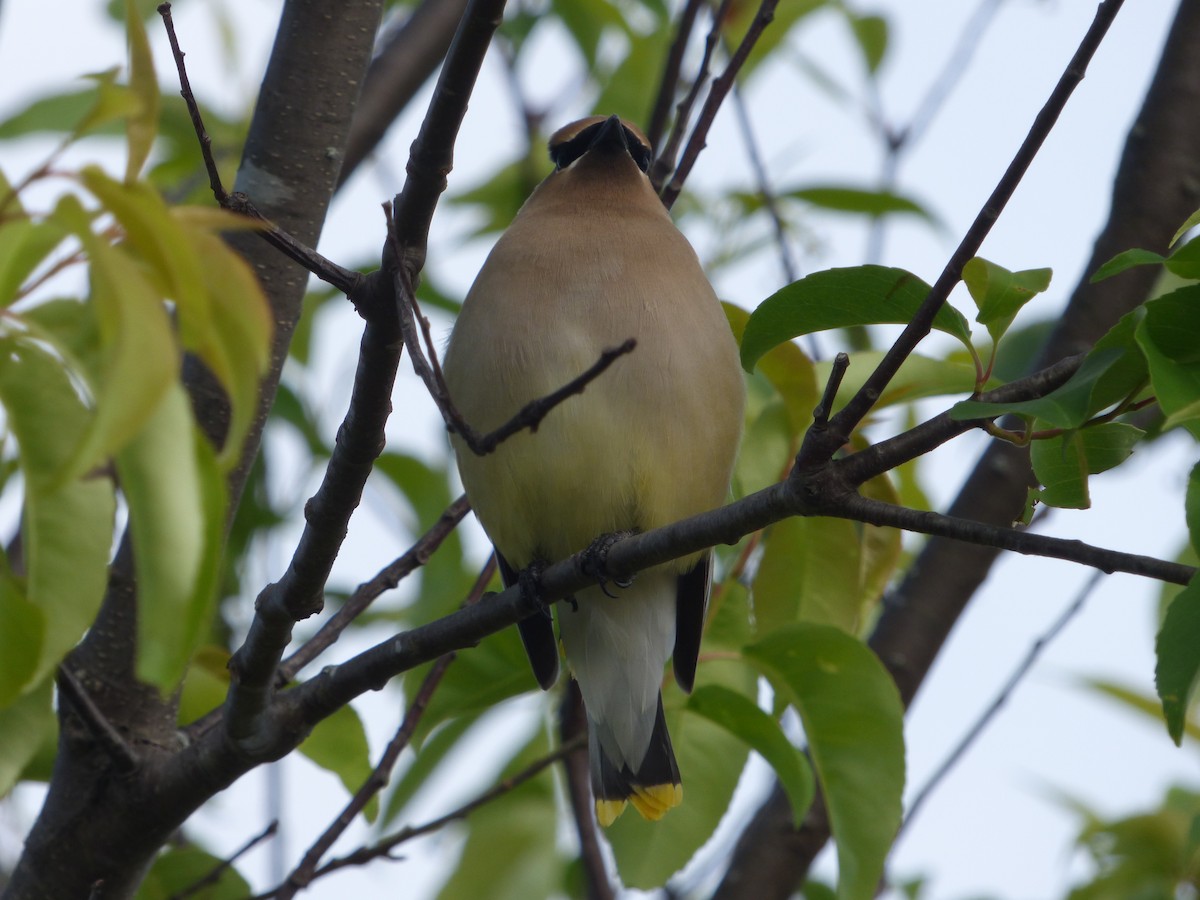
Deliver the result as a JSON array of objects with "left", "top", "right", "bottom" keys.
[
  {"left": 829, "top": 493, "right": 1191, "bottom": 585},
  {"left": 560, "top": 682, "right": 614, "bottom": 900},
  {"left": 307, "top": 737, "right": 586, "bottom": 884},
  {"left": 891, "top": 570, "right": 1101, "bottom": 846},
  {"left": 649, "top": 0, "right": 733, "bottom": 193},
  {"left": 730, "top": 82, "right": 798, "bottom": 285},
  {"left": 806, "top": 0, "right": 1128, "bottom": 464},
  {"left": 646, "top": 0, "right": 707, "bottom": 152},
  {"left": 168, "top": 821, "right": 279, "bottom": 900},
  {"left": 55, "top": 666, "right": 139, "bottom": 774},
  {"left": 271, "top": 559, "right": 495, "bottom": 899},
  {"left": 225, "top": 311, "right": 403, "bottom": 745},
  {"left": 865, "top": 0, "right": 1008, "bottom": 264},
  {"left": 662, "top": 0, "right": 782, "bottom": 209},
  {"left": 812, "top": 352, "right": 849, "bottom": 429},
  {"left": 277, "top": 495, "right": 471, "bottom": 683},
  {"left": 157, "top": 3, "right": 363, "bottom": 296}
]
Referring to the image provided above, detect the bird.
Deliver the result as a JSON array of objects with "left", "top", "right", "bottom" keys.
[{"left": 441, "top": 114, "right": 744, "bottom": 826}]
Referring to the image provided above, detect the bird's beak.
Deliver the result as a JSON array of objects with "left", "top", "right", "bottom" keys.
[{"left": 589, "top": 115, "right": 629, "bottom": 154}]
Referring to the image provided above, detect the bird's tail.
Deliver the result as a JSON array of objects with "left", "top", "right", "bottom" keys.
[{"left": 591, "top": 693, "right": 682, "bottom": 827}]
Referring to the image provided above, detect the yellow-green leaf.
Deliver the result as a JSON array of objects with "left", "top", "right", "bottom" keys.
[
  {"left": 52, "top": 193, "right": 178, "bottom": 483},
  {"left": 124, "top": 0, "right": 159, "bottom": 181},
  {"left": 118, "top": 383, "right": 224, "bottom": 691},
  {"left": 0, "top": 336, "right": 115, "bottom": 690},
  {"left": 0, "top": 677, "right": 54, "bottom": 797}
]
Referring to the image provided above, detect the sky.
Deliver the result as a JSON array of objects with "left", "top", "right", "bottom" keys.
[{"left": 0, "top": 1, "right": 1195, "bottom": 898}]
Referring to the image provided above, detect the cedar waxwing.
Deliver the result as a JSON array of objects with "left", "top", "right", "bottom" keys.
[{"left": 442, "top": 115, "right": 744, "bottom": 826}]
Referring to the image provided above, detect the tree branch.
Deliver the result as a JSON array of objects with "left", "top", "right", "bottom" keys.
[
  {"left": 225, "top": 307, "right": 402, "bottom": 747},
  {"left": 715, "top": 0, "right": 1200, "bottom": 892}
]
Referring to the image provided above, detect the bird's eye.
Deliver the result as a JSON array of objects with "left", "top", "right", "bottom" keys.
[
  {"left": 549, "top": 124, "right": 601, "bottom": 170},
  {"left": 624, "top": 128, "right": 652, "bottom": 173}
]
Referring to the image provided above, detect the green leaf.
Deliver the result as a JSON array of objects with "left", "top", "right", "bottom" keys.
[
  {"left": 1165, "top": 236, "right": 1200, "bottom": 280},
  {"left": 1188, "top": 462, "right": 1200, "bottom": 558},
  {"left": 1087, "top": 678, "right": 1200, "bottom": 744},
  {"left": 952, "top": 310, "right": 1148, "bottom": 427},
  {"left": 0, "top": 90, "right": 114, "bottom": 139},
  {"left": 1137, "top": 284, "right": 1200, "bottom": 439},
  {"left": 746, "top": 624, "right": 905, "bottom": 900},
  {"left": 134, "top": 846, "right": 251, "bottom": 900},
  {"left": 740, "top": 266, "right": 972, "bottom": 373},
  {"left": 726, "top": 302, "right": 818, "bottom": 437},
  {"left": 786, "top": 185, "right": 931, "bottom": 221},
  {"left": 0, "top": 172, "right": 67, "bottom": 308},
  {"left": 0, "top": 677, "right": 54, "bottom": 797},
  {"left": 300, "top": 703, "right": 378, "bottom": 822},
  {"left": 76, "top": 68, "right": 141, "bottom": 138},
  {"left": 181, "top": 221, "right": 272, "bottom": 465},
  {"left": 606, "top": 658, "right": 756, "bottom": 887},
  {"left": 687, "top": 685, "right": 814, "bottom": 826},
  {"left": 1090, "top": 248, "right": 1166, "bottom": 283},
  {"left": 1155, "top": 576, "right": 1200, "bottom": 745},
  {"left": 754, "top": 516, "right": 863, "bottom": 634},
  {"left": 962, "top": 257, "right": 1052, "bottom": 345},
  {"left": 0, "top": 564, "right": 42, "bottom": 707},
  {"left": 435, "top": 729, "right": 560, "bottom": 900},
  {"left": 1170, "top": 207, "right": 1200, "bottom": 247},
  {"left": 847, "top": 13, "right": 888, "bottom": 74},
  {"left": 118, "top": 384, "right": 225, "bottom": 691},
  {"left": 1030, "top": 423, "right": 1143, "bottom": 510},
  {"left": 124, "top": 0, "right": 159, "bottom": 181},
  {"left": 52, "top": 193, "right": 179, "bottom": 483},
  {"left": 0, "top": 336, "right": 115, "bottom": 690}
]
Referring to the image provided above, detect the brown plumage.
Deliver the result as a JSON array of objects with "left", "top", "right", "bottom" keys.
[{"left": 442, "top": 115, "right": 744, "bottom": 825}]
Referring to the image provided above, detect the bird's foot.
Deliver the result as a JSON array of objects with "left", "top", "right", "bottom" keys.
[
  {"left": 519, "top": 560, "right": 577, "bottom": 612},
  {"left": 578, "top": 531, "right": 636, "bottom": 597}
]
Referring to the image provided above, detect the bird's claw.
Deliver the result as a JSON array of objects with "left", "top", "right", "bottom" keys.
[{"left": 578, "top": 531, "right": 636, "bottom": 597}]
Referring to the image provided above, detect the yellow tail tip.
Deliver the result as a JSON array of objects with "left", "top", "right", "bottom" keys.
[{"left": 595, "top": 783, "right": 683, "bottom": 826}]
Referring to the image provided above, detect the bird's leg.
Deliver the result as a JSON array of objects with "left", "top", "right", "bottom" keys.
[{"left": 578, "top": 531, "right": 637, "bottom": 598}]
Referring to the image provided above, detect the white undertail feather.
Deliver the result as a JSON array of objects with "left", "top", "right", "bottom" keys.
[{"left": 558, "top": 573, "right": 677, "bottom": 773}]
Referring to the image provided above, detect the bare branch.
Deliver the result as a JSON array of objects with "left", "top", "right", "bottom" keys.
[
  {"left": 649, "top": 0, "right": 733, "bottom": 194},
  {"left": 276, "top": 495, "right": 471, "bottom": 683},
  {"left": 560, "top": 682, "right": 615, "bottom": 900},
  {"left": 307, "top": 737, "right": 586, "bottom": 885},
  {"left": 272, "top": 559, "right": 494, "bottom": 899},
  {"left": 646, "top": 0, "right": 707, "bottom": 152},
  {"left": 159, "top": 3, "right": 363, "bottom": 297},
  {"left": 827, "top": 493, "right": 1191, "bottom": 584},
  {"left": 225, "top": 310, "right": 402, "bottom": 746},
  {"left": 662, "top": 0, "right": 783, "bottom": 209}
]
